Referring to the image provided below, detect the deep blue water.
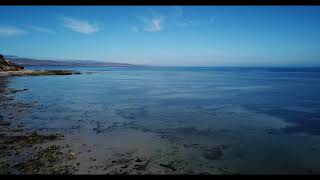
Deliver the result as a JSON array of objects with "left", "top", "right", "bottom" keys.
[{"left": 5, "top": 66, "right": 320, "bottom": 174}]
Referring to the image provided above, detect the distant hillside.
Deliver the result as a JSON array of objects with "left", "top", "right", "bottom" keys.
[
  {"left": 3, "top": 55, "right": 19, "bottom": 58},
  {"left": 4, "top": 55, "right": 136, "bottom": 67}
]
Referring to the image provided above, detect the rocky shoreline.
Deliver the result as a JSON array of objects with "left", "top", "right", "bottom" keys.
[
  {"left": 0, "top": 78, "right": 78, "bottom": 174},
  {"left": 0, "top": 70, "right": 81, "bottom": 77},
  {"left": 0, "top": 54, "right": 82, "bottom": 174}
]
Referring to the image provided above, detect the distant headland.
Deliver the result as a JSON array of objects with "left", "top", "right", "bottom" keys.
[
  {"left": 3, "top": 55, "right": 137, "bottom": 67},
  {"left": 0, "top": 54, "right": 81, "bottom": 76}
]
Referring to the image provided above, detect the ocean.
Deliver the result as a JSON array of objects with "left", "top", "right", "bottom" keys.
[{"left": 2, "top": 66, "right": 320, "bottom": 174}]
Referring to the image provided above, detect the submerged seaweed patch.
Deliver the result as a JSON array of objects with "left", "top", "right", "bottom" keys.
[
  {"left": 0, "top": 132, "right": 63, "bottom": 149},
  {"left": 102, "top": 152, "right": 151, "bottom": 174},
  {"left": 202, "top": 145, "right": 229, "bottom": 161},
  {"left": 248, "top": 105, "right": 320, "bottom": 135},
  {"left": 115, "top": 107, "right": 147, "bottom": 120},
  {"left": 12, "top": 145, "right": 77, "bottom": 174}
]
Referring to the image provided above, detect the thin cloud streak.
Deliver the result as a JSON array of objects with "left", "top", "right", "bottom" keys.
[
  {"left": 24, "top": 25, "right": 55, "bottom": 34},
  {"left": 0, "top": 25, "right": 27, "bottom": 37},
  {"left": 62, "top": 17, "right": 100, "bottom": 34}
]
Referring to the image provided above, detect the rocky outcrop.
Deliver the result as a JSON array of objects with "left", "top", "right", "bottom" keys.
[
  {"left": 0, "top": 54, "right": 81, "bottom": 76},
  {"left": 0, "top": 54, "right": 24, "bottom": 71}
]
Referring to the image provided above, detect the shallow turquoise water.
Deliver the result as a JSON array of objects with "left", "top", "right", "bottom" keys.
[{"left": 6, "top": 66, "right": 320, "bottom": 174}]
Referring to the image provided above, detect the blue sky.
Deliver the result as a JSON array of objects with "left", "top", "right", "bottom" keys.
[{"left": 0, "top": 6, "right": 320, "bottom": 66}]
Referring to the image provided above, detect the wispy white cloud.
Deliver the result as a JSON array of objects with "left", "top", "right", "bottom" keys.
[
  {"left": 137, "top": 9, "right": 165, "bottom": 32},
  {"left": 24, "top": 25, "right": 55, "bottom": 34},
  {"left": 0, "top": 25, "right": 27, "bottom": 37},
  {"left": 172, "top": 6, "right": 217, "bottom": 27},
  {"left": 134, "top": 7, "right": 216, "bottom": 32},
  {"left": 62, "top": 17, "right": 100, "bottom": 34},
  {"left": 144, "top": 17, "right": 164, "bottom": 32}
]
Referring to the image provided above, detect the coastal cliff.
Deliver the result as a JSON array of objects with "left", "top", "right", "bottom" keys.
[{"left": 0, "top": 54, "right": 24, "bottom": 71}]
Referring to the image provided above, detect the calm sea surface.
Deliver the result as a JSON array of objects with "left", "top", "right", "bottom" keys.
[{"left": 5, "top": 66, "right": 320, "bottom": 174}]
